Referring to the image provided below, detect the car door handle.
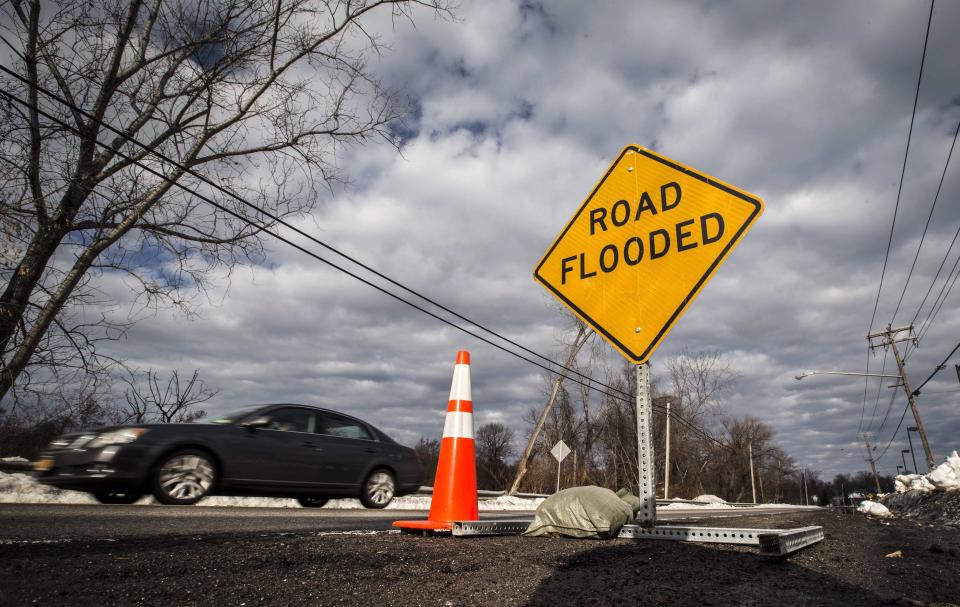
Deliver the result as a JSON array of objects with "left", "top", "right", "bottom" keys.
[
  {"left": 365, "top": 448, "right": 379, "bottom": 454},
  {"left": 303, "top": 442, "right": 323, "bottom": 451}
]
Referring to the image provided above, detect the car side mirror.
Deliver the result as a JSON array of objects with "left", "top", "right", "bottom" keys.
[{"left": 242, "top": 416, "right": 270, "bottom": 430}]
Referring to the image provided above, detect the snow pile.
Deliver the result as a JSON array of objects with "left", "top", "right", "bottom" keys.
[
  {"left": 857, "top": 500, "right": 892, "bottom": 517},
  {"left": 0, "top": 472, "right": 98, "bottom": 505},
  {"left": 895, "top": 474, "right": 936, "bottom": 493},
  {"left": 895, "top": 451, "right": 960, "bottom": 494},
  {"left": 0, "top": 472, "right": 544, "bottom": 510},
  {"left": 659, "top": 500, "right": 735, "bottom": 510},
  {"left": 692, "top": 494, "right": 726, "bottom": 504},
  {"left": 487, "top": 494, "right": 546, "bottom": 509},
  {"left": 1, "top": 456, "right": 29, "bottom": 463}
]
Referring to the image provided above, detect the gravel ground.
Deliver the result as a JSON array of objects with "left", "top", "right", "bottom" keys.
[
  {"left": 884, "top": 491, "right": 960, "bottom": 527},
  {"left": 2, "top": 511, "right": 959, "bottom": 606}
]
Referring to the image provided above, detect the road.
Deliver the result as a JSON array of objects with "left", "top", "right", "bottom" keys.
[
  {"left": 2, "top": 508, "right": 959, "bottom": 606},
  {"left": 0, "top": 503, "right": 814, "bottom": 542}
]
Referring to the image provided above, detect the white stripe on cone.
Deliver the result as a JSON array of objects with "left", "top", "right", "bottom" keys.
[
  {"left": 442, "top": 411, "right": 474, "bottom": 439},
  {"left": 448, "top": 363, "right": 472, "bottom": 402}
]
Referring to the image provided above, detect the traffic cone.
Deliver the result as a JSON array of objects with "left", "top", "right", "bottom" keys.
[{"left": 394, "top": 350, "right": 478, "bottom": 532}]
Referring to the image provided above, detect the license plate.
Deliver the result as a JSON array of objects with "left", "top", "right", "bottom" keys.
[{"left": 34, "top": 457, "right": 54, "bottom": 472}]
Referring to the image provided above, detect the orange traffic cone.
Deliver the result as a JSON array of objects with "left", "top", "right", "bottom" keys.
[{"left": 394, "top": 350, "right": 478, "bottom": 532}]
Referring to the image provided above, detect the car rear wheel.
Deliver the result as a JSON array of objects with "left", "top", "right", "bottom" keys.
[
  {"left": 92, "top": 491, "right": 144, "bottom": 505},
  {"left": 360, "top": 469, "right": 395, "bottom": 509},
  {"left": 152, "top": 449, "right": 216, "bottom": 505},
  {"left": 297, "top": 497, "right": 328, "bottom": 508}
]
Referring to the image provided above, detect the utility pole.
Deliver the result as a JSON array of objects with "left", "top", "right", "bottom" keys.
[
  {"left": 748, "top": 442, "right": 757, "bottom": 504},
  {"left": 757, "top": 453, "right": 765, "bottom": 503},
  {"left": 867, "top": 324, "right": 934, "bottom": 470},
  {"left": 664, "top": 400, "right": 671, "bottom": 500},
  {"left": 801, "top": 466, "right": 809, "bottom": 506},
  {"left": 860, "top": 432, "right": 883, "bottom": 493}
]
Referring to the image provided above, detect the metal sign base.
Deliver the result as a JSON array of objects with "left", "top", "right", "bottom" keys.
[
  {"left": 446, "top": 358, "right": 823, "bottom": 558},
  {"left": 619, "top": 524, "right": 824, "bottom": 557},
  {"left": 450, "top": 519, "right": 823, "bottom": 557}
]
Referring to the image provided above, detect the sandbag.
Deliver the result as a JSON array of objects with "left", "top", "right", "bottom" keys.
[{"left": 523, "top": 486, "right": 634, "bottom": 539}]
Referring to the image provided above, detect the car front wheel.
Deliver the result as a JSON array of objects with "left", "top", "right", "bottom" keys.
[
  {"left": 360, "top": 469, "right": 395, "bottom": 509},
  {"left": 92, "top": 491, "right": 144, "bottom": 505},
  {"left": 152, "top": 449, "right": 216, "bottom": 505}
]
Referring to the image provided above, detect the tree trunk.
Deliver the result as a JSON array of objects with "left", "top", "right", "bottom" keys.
[
  {"left": 0, "top": 226, "right": 64, "bottom": 358},
  {"left": 509, "top": 326, "right": 592, "bottom": 494}
]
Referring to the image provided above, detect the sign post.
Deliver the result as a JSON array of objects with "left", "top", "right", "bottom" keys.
[
  {"left": 550, "top": 440, "right": 571, "bottom": 493},
  {"left": 636, "top": 362, "right": 655, "bottom": 526}
]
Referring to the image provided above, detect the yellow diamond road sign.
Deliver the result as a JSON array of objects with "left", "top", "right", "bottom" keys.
[{"left": 534, "top": 145, "right": 764, "bottom": 364}]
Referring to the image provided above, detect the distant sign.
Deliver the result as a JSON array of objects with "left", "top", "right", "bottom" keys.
[
  {"left": 534, "top": 145, "right": 764, "bottom": 363},
  {"left": 551, "top": 440, "right": 571, "bottom": 463}
]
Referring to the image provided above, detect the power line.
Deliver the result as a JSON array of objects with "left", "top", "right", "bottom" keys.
[
  {"left": 891, "top": 118, "right": 960, "bottom": 323},
  {"left": 915, "top": 254, "right": 960, "bottom": 345},
  {"left": 913, "top": 340, "right": 960, "bottom": 396},
  {"left": 876, "top": 401, "right": 911, "bottom": 460},
  {"left": 0, "top": 63, "right": 605, "bottom": 402},
  {"left": 866, "top": 0, "right": 935, "bottom": 335},
  {"left": 909, "top": 224, "right": 960, "bottom": 330},
  {"left": 0, "top": 77, "right": 734, "bottom": 450},
  {"left": 865, "top": 348, "right": 890, "bottom": 432}
]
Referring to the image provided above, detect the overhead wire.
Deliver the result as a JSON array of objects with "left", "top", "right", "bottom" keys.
[
  {"left": 877, "top": 337, "right": 959, "bottom": 460},
  {"left": 912, "top": 339, "right": 960, "bottom": 396},
  {"left": 866, "top": 0, "right": 935, "bottom": 336},
  {"left": 860, "top": 0, "right": 935, "bottom": 441},
  {"left": 0, "top": 73, "right": 734, "bottom": 450},
  {"left": 0, "top": 63, "right": 607, "bottom": 400},
  {"left": 915, "top": 254, "right": 960, "bottom": 345},
  {"left": 909, "top": 224, "right": 960, "bottom": 331},
  {"left": 891, "top": 118, "right": 960, "bottom": 324},
  {"left": 865, "top": 348, "right": 890, "bottom": 432}
]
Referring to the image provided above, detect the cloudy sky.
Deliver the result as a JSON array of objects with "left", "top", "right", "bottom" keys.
[{"left": 97, "top": 0, "right": 960, "bottom": 480}]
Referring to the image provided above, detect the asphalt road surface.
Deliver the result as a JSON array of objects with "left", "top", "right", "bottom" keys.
[
  {"left": 5, "top": 506, "right": 956, "bottom": 606},
  {"left": 0, "top": 503, "right": 812, "bottom": 542}
]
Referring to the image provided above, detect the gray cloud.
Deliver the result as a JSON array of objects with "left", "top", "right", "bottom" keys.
[{"left": 89, "top": 0, "right": 960, "bottom": 480}]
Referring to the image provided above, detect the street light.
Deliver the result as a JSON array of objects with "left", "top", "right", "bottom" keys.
[
  {"left": 901, "top": 450, "right": 911, "bottom": 475},
  {"left": 906, "top": 427, "right": 920, "bottom": 472},
  {"left": 794, "top": 370, "right": 900, "bottom": 381}
]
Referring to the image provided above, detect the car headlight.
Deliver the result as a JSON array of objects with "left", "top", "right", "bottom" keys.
[{"left": 86, "top": 428, "right": 149, "bottom": 449}]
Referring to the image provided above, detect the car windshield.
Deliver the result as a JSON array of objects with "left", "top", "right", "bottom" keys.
[{"left": 206, "top": 405, "right": 263, "bottom": 425}]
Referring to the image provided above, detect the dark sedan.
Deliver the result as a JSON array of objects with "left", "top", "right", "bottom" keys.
[{"left": 34, "top": 404, "right": 423, "bottom": 508}]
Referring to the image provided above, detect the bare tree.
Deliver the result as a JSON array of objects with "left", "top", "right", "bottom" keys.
[
  {"left": 413, "top": 436, "right": 440, "bottom": 486},
  {"left": 0, "top": 370, "right": 119, "bottom": 457},
  {"left": 120, "top": 368, "right": 215, "bottom": 423},
  {"left": 0, "top": 0, "right": 451, "bottom": 403},
  {"left": 475, "top": 421, "right": 515, "bottom": 490},
  {"left": 509, "top": 318, "right": 593, "bottom": 494}
]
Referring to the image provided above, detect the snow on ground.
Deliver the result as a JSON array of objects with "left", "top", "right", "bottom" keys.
[
  {"left": 1, "top": 456, "right": 29, "bottom": 463},
  {"left": 895, "top": 451, "right": 960, "bottom": 494},
  {"left": 691, "top": 494, "right": 727, "bottom": 504},
  {"left": 857, "top": 500, "right": 892, "bottom": 517},
  {"left": 2, "top": 471, "right": 818, "bottom": 511},
  {"left": 0, "top": 472, "right": 545, "bottom": 510},
  {"left": 659, "top": 501, "right": 735, "bottom": 510}
]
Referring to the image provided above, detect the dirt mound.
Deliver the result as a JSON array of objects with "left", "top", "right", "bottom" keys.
[{"left": 882, "top": 490, "right": 960, "bottom": 526}]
